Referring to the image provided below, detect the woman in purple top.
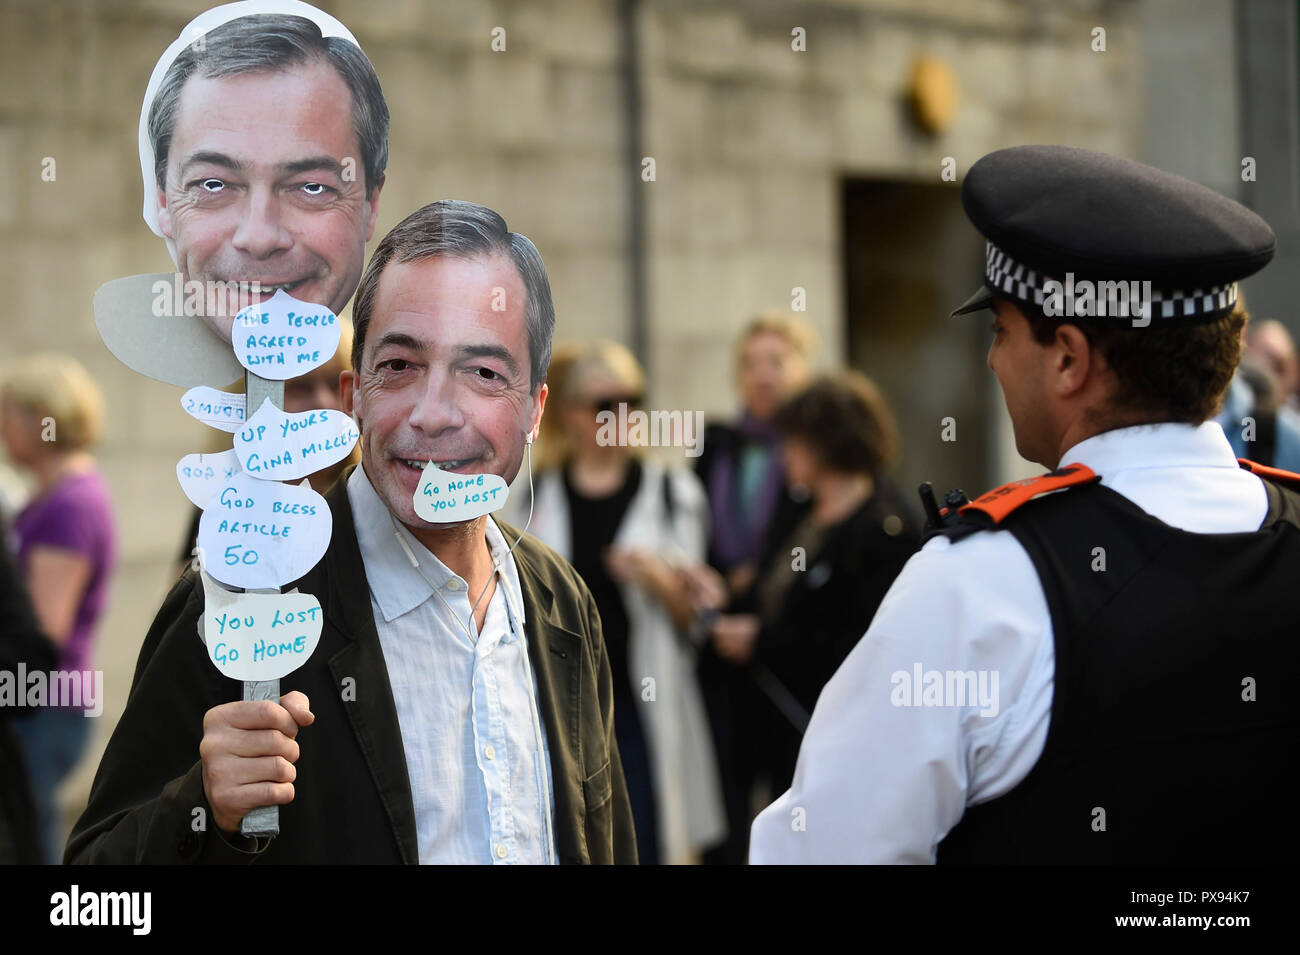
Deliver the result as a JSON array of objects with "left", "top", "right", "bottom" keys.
[{"left": 1, "top": 354, "right": 117, "bottom": 864}]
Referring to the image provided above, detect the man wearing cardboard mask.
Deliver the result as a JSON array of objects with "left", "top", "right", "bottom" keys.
[{"left": 69, "top": 200, "right": 637, "bottom": 864}]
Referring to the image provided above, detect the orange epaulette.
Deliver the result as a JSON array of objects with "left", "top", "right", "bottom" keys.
[
  {"left": 958, "top": 463, "right": 1100, "bottom": 526},
  {"left": 1238, "top": 458, "right": 1300, "bottom": 492}
]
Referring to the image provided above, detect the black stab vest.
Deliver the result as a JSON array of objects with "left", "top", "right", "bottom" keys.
[{"left": 936, "top": 476, "right": 1300, "bottom": 864}]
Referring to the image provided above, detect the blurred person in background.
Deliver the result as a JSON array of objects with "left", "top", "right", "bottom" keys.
[
  {"left": 691, "top": 311, "right": 814, "bottom": 864},
  {"left": 709, "top": 372, "right": 921, "bottom": 816},
  {"left": 0, "top": 526, "right": 59, "bottom": 865},
  {"left": 0, "top": 354, "right": 118, "bottom": 864},
  {"left": 1216, "top": 300, "right": 1300, "bottom": 471},
  {"left": 696, "top": 312, "right": 816, "bottom": 597},
  {"left": 508, "top": 340, "right": 726, "bottom": 864},
  {"left": 1245, "top": 318, "right": 1300, "bottom": 411},
  {"left": 174, "top": 321, "right": 361, "bottom": 578}
]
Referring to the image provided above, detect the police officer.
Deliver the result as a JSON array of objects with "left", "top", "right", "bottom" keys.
[{"left": 749, "top": 145, "right": 1300, "bottom": 864}]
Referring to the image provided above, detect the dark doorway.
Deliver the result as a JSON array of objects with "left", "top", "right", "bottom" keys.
[{"left": 842, "top": 178, "right": 995, "bottom": 499}]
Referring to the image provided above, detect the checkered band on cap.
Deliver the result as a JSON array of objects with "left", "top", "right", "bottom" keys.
[{"left": 984, "top": 242, "right": 1238, "bottom": 321}]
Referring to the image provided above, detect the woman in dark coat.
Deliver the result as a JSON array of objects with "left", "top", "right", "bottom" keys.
[
  {"left": 692, "top": 312, "right": 815, "bottom": 864},
  {"left": 710, "top": 371, "right": 922, "bottom": 803}
]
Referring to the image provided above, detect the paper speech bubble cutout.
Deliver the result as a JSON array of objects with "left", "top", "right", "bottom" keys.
[
  {"left": 197, "top": 470, "right": 331, "bottom": 589},
  {"left": 413, "top": 463, "right": 510, "bottom": 523},
  {"left": 94, "top": 274, "right": 245, "bottom": 388},
  {"left": 234, "top": 397, "right": 359, "bottom": 481},
  {"left": 182, "top": 386, "right": 247, "bottom": 432},
  {"left": 232, "top": 290, "right": 341, "bottom": 380},
  {"left": 199, "top": 570, "right": 323, "bottom": 682},
  {"left": 176, "top": 449, "right": 242, "bottom": 508}
]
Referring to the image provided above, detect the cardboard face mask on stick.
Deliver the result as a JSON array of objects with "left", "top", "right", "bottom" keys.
[
  {"left": 138, "top": 1, "right": 364, "bottom": 272},
  {"left": 93, "top": 0, "right": 367, "bottom": 383},
  {"left": 101, "top": 1, "right": 378, "bottom": 841}
]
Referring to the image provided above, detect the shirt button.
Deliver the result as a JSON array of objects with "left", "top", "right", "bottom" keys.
[
  {"left": 496, "top": 844, "right": 508, "bottom": 859},
  {"left": 446, "top": 579, "right": 462, "bottom": 591},
  {"left": 484, "top": 744, "right": 496, "bottom": 760}
]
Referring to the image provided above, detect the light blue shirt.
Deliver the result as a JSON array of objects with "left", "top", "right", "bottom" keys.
[
  {"left": 1216, "top": 372, "right": 1300, "bottom": 472},
  {"left": 347, "top": 464, "right": 556, "bottom": 864}
]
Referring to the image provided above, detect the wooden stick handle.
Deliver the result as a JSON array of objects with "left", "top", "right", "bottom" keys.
[{"left": 239, "top": 373, "right": 286, "bottom": 839}]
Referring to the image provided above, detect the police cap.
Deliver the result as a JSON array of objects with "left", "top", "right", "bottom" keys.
[{"left": 951, "top": 145, "right": 1275, "bottom": 326}]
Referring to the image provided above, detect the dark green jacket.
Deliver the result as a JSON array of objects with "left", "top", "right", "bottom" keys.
[{"left": 66, "top": 470, "right": 637, "bottom": 864}]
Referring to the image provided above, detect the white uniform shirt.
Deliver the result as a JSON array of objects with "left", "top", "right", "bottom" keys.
[
  {"left": 749, "top": 421, "right": 1267, "bottom": 864},
  {"left": 347, "top": 465, "right": 556, "bottom": 864}
]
